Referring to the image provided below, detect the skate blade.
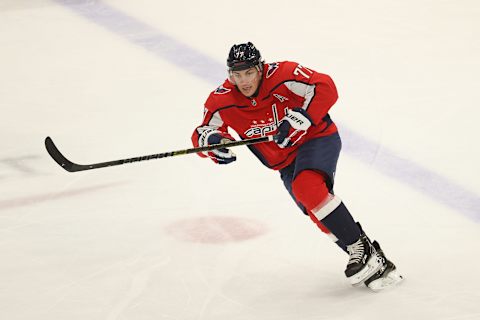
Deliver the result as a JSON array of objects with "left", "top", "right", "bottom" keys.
[
  {"left": 348, "top": 255, "right": 383, "bottom": 286},
  {"left": 367, "top": 270, "right": 404, "bottom": 292}
]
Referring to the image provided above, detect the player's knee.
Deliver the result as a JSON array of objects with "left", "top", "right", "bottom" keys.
[{"left": 291, "top": 170, "right": 329, "bottom": 211}]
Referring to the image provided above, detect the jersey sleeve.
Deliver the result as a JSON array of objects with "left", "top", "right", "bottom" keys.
[
  {"left": 282, "top": 62, "right": 339, "bottom": 125},
  {"left": 191, "top": 99, "right": 235, "bottom": 158}
]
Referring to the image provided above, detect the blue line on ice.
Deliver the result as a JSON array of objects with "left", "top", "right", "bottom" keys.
[{"left": 55, "top": 0, "right": 479, "bottom": 222}]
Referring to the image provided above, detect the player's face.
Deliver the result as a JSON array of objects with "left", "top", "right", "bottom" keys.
[{"left": 231, "top": 67, "right": 261, "bottom": 97}]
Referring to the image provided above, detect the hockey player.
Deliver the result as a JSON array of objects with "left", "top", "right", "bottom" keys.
[{"left": 191, "top": 42, "right": 403, "bottom": 291}]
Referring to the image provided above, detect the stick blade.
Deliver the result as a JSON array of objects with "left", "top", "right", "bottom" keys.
[{"left": 44, "top": 136, "right": 79, "bottom": 172}]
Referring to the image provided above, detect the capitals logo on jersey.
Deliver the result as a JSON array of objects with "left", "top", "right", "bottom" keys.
[
  {"left": 244, "top": 104, "right": 288, "bottom": 137},
  {"left": 266, "top": 62, "right": 280, "bottom": 78},
  {"left": 214, "top": 85, "right": 231, "bottom": 95}
]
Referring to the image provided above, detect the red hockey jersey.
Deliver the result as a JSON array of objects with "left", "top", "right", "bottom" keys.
[{"left": 191, "top": 61, "right": 339, "bottom": 170}]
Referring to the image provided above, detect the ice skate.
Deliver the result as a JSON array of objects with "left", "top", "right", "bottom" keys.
[
  {"left": 364, "top": 241, "right": 404, "bottom": 291},
  {"left": 344, "top": 233, "right": 383, "bottom": 286}
]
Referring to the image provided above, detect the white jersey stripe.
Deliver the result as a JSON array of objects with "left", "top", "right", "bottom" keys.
[{"left": 284, "top": 81, "right": 315, "bottom": 111}]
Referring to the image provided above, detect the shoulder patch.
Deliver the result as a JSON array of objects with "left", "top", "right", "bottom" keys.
[
  {"left": 214, "top": 85, "right": 231, "bottom": 95},
  {"left": 266, "top": 62, "right": 280, "bottom": 78}
]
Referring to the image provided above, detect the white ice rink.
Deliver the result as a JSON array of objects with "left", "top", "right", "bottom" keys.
[{"left": 1, "top": 0, "right": 479, "bottom": 319}]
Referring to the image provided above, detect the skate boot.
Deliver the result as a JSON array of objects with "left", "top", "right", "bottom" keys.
[
  {"left": 364, "top": 241, "right": 404, "bottom": 291},
  {"left": 344, "top": 233, "right": 383, "bottom": 286}
]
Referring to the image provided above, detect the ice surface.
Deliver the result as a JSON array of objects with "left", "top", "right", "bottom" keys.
[{"left": 1, "top": 1, "right": 479, "bottom": 319}]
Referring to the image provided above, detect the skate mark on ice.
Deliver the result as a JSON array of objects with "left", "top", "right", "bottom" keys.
[
  {"left": 0, "top": 154, "right": 43, "bottom": 179},
  {"left": 106, "top": 257, "right": 171, "bottom": 320},
  {"left": 0, "top": 182, "right": 126, "bottom": 210}
]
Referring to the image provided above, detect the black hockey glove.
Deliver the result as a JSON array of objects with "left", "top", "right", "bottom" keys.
[{"left": 274, "top": 108, "right": 312, "bottom": 148}]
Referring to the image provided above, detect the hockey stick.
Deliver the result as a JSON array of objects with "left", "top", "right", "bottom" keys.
[{"left": 45, "top": 135, "right": 274, "bottom": 172}]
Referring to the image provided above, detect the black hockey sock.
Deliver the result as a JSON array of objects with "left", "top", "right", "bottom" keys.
[
  {"left": 335, "top": 240, "right": 348, "bottom": 253},
  {"left": 320, "top": 202, "right": 362, "bottom": 246}
]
